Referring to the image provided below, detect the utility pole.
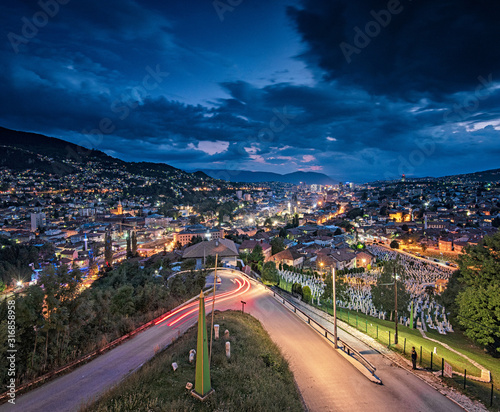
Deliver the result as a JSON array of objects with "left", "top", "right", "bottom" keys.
[
  {"left": 332, "top": 267, "right": 338, "bottom": 349},
  {"left": 209, "top": 254, "right": 218, "bottom": 364},
  {"left": 394, "top": 266, "right": 398, "bottom": 345}
]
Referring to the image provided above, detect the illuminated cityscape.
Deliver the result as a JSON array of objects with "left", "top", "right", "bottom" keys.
[{"left": 1, "top": 1, "right": 500, "bottom": 411}]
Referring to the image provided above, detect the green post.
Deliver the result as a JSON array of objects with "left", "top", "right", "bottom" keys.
[
  {"left": 193, "top": 291, "right": 213, "bottom": 400},
  {"left": 356, "top": 315, "right": 358, "bottom": 329},
  {"left": 365, "top": 319, "right": 367, "bottom": 333},
  {"left": 348, "top": 311, "right": 350, "bottom": 325},
  {"left": 430, "top": 351, "right": 433, "bottom": 371},
  {"left": 420, "top": 346, "right": 422, "bottom": 365},
  {"left": 376, "top": 325, "right": 378, "bottom": 339}
]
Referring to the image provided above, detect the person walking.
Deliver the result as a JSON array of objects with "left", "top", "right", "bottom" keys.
[{"left": 411, "top": 346, "right": 417, "bottom": 370}]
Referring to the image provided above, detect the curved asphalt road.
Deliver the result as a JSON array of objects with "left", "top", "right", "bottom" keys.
[{"left": 1, "top": 269, "right": 462, "bottom": 412}]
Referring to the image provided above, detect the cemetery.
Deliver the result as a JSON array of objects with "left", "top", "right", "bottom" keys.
[{"left": 277, "top": 244, "right": 456, "bottom": 336}]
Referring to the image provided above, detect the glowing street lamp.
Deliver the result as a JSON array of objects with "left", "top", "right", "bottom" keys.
[
  {"left": 394, "top": 272, "right": 400, "bottom": 344},
  {"left": 332, "top": 267, "right": 338, "bottom": 349}
]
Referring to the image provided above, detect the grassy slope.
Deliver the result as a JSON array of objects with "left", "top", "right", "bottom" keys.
[
  {"left": 319, "top": 305, "right": 500, "bottom": 409},
  {"left": 81, "top": 310, "right": 304, "bottom": 412}
]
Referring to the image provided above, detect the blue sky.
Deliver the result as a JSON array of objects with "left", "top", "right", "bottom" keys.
[{"left": 1, "top": 0, "right": 500, "bottom": 182}]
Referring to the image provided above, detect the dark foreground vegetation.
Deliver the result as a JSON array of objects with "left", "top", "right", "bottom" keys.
[{"left": 0, "top": 259, "right": 207, "bottom": 388}]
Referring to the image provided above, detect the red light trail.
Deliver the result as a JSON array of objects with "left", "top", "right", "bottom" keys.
[{"left": 153, "top": 274, "right": 251, "bottom": 327}]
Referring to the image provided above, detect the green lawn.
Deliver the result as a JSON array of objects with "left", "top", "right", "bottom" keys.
[
  {"left": 81, "top": 310, "right": 304, "bottom": 412},
  {"left": 314, "top": 304, "right": 500, "bottom": 410},
  {"left": 325, "top": 306, "right": 481, "bottom": 375}
]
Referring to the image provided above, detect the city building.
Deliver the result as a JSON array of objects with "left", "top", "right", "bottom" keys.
[
  {"left": 182, "top": 239, "right": 239, "bottom": 268},
  {"left": 30, "top": 212, "right": 46, "bottom": 232},
  {"left": 173, "top": 224, "right": 224, "bottom": 246}
]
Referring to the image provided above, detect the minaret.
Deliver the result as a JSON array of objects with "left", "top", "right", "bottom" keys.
[
  {"left": 117, "top": 200, "right": 123, "bottom": 215},
  {"left": 84, "top": 234, "right": 88, "bottom": 251}
]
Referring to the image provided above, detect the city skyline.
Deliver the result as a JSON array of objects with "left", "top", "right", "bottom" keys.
[{"left": 1, "top": 0, "right": 500, "bottom": 182}]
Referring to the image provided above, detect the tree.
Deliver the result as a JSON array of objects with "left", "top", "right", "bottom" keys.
[
  {"left": 104, "top": 231, "right": 113, "bottom": 267},
  {"left": 248, "top": 244, "right": 264, "bottom": 271},
  {"left": 339, "top": 220, "right": 354, "bottom": 232},
  {"left": 187, "top": 235, "right": 203, "bottom": 247},
  {"left": 492, "top": 217, "right": 500, "bottom": 228},
  {"left": 347, "top": 208, "right": 364, "bottom": 220},
  {"left": 194, "top": 270, "right": 207, "bottom": 290},
  {"left": 334, "top": 228, "right": 343, "bottom": 236},
  {"left": 131, "top": 231, "right": 138, "bottom": 256},
  {"left": 292, "top": 282, "right": 303, "bottom": 298},
  {"left": 390, "top": 240, "right": 400, "bottom": 249},
  {"left": 322, "top": 272, "right": 347, "bottom": 303},
  {"left": 181, "top": 258, "right": 196, "bottom": 271},
  {"left": 205, "top": 255, "right": 222, "bottom": 268},
  {"left": 402, "top": 224, "right": 409, "bottom": 232},
  {"left": 111, "top": 285, "right": 135, "bottom": 316},
  {"left": 126, "top": 231, "right": 132, "bottom": 258},
  {"left": 455, "top": 231, "right": 500, "bottom": 355},
  {"left": 302, "top": 286, "right": 312, "bottom": 303},
  {"left": 262, "top": 261, "right": 279, "bottom": 285},
  {"left": 270, "top": 237, "right": 285, "bottom": 255},
  {"left": 437, "top": 269, "right": 463, "bottom": 326},
  {"left": 371, "top": 258, "right": 410, "bottom": 319}
]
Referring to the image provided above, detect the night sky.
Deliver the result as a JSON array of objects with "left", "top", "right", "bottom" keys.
[{"left": 1, "top": 0, "right": 500, "bottom": 182}]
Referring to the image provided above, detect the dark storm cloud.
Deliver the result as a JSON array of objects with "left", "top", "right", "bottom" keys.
[
  {"left": 1, "top": 0, "right": 499, "bottom": 181},
  {"left": 288, "top": 0, "right": 500, "bottom": 99}
]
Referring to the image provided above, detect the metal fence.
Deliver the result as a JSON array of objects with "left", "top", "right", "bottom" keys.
[
  {"left": 312, "top": 304, "right": 498, "bottom": 409},
  {"left": 270, "top": 289, "right": 377, "bottom": 377}
]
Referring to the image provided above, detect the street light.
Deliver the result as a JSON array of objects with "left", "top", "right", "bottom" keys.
[
  {"left": 380, "top": 269, "right": 400, "bottom": 345},
  {"left": 332, "top": 267, "right": 338, "bottom": 349},
  {"left": 209, "top": 254, "right": 219, "bottom": 364},
  {"left": 393, "top": 268, "right": 399, "bottom": 345}
]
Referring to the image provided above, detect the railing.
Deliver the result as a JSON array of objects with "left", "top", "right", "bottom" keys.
[{"left": 270, "top": 288, "right": 377, "bottom": 377}]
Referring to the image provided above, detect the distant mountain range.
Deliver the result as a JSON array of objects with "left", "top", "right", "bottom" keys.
[
  {"left": 198, "top": 169, "right": 336, "bottom": 185},
  {"left": 1, "top": 126, "right": 499, "bottom": 185}
]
